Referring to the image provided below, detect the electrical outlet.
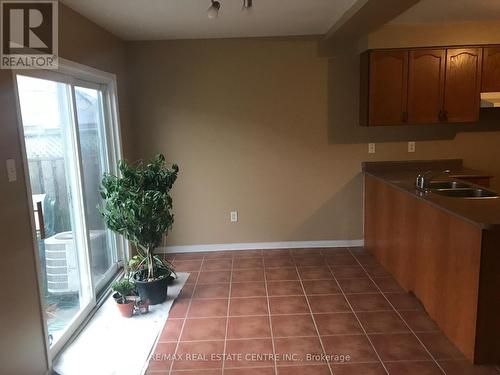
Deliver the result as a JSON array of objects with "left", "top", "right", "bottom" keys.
[
  {"left": 408, "top": 141, "right": 416, "bottom": 153},
  {"left": 230, "top": 210, "right": 238, "bottom": 223},
  {"left": 6, "top": 159, "right": 17, "bottom": 182},
  {"left": 368, "top": 143, "right": 376, "bottom": 154}
]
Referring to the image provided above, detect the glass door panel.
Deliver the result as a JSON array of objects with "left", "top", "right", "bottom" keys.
[
  {"left": 16, "top": 75, "right": 93, "bottom": 347},
  {"left": 74, "top": 85, "right": 118, "bottom": 293}
]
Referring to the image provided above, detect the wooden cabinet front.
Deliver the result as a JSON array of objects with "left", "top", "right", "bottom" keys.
[
  {"left": 482, "top": 47, "right": 500, "bottom": 92},
  {"left": 407, "top": 49, "right": 446, "bottom": 123},
  {"left": 368, "top": 50, "right": 408, "bottom": 126},
  {"left": 443, "top": 48, "right": 483, "bottom": 123}
]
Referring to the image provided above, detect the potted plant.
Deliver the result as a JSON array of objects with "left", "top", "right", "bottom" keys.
[
  {"left": 111, "top": 278, "right": 136, "bottom": 318},
  {"left": 100, "top": 154, "right": 179, "bottom": 305}
]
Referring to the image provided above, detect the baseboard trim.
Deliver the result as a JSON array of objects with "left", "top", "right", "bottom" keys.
[{"left": 157, "top": 240, "right": 364, "bottom": 254}]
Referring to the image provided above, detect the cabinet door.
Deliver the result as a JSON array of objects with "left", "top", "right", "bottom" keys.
[
  {"left": 482, "top": 47, "right": 500, "bottom": 92},
  {"left": 443, "top": 48, "right": 482, "bottom": 123},
  {"left": 408, "top": 49, "right": 446, "bottom": 124},
  {"left": 368, "top": 50, "right": 409, "bottom": 125}
]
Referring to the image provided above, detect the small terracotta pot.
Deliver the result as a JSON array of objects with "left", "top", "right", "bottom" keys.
[{"left": 116, "top": 300, "right": 135, "bottom": 318}]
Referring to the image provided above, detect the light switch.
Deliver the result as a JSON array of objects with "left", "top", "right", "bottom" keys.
[
  {"left": 6, "top": 159, "right": 17, "bottom": 182},
  {"left": 368, "top": 143, "right": 376, "bottom": 154},
  {"left": 230, "top": 210, "right": 238, "bottom": 223}
]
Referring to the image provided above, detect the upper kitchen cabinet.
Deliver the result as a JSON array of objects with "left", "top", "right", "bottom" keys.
[
  {"left": 482, "top": 47, "right": 500, "bottom": 92},
  {"left": 361, "top": 50, "right": 408, "bottom": 126},
  {"left": 443, "top": 48, "right": 483, "bottom": 123},
  {"left": 407, "top": 49, "right": 446, "bottom": 124}
]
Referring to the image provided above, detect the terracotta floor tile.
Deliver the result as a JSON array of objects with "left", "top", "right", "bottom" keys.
[
  {"left": 298, "top": 266, "right": 333, "bottom": 280},
  {"left": 229, "top": 297, "right": 269, "bottom": 316},
  {"left": 224, "top": 339, "right": 274, "bottom": 368},
  {"left": 417, "top": 332, "right": 465, "bottom": 360},
  {"left": 330, "top": 265, "right": 368, "bottom": 279},
  {"left": 193, "top": 283, "right": 230, "bottom": 299},
  {"left": 233, "top": 250, "right": 263, "bottom": 258},
  {"left": 385, "top": 293, "right": 424, "bottom": 311},
  {"left": 227, "top": 316, "right": 271, "bottom": 339},
  {"left": 267, "top": 281, "right": 304, "bottom": 296},
  {"left": 231, "top": 282, "right": 267, "bottom": 298},
  {"left": 170, "top": 370, "right": 222, "bottom": 375},
  {"left": 181, "top": 317, "right": 226, "bottom": 341},
  {"left": 293, "top": 255, "right": 326, "bottom": 267},
  {"left": 338, "top": 278, "right": 378, "bottom": 294},
  {"left": 159, "top": 319, "right": 184, "bottom": 342},
  {"left": 169, "top": 299, "right": 190, "bottom": 318},
  {"left": 291, "top": 248, "right": 324, "bottom": 256},
  {"left": 322, "top": 334, "right": 378, "bottom": 363},
  {"left": 274, "top": 336, "right": 325, "bottom": 366},
  {"left": 438, "top": 360, "right": 500, "bottom": 375},
  {"left": 363, "top": 265, "right": 391, "bottom": 277},
  {"left": 269, "top": 296, "right": 310, "bottom": 315},
  {"left": 233, "top": 257, "right": 264, "bottom": 269},
  {"left": 174, "top": 252, "right": 207, "bottom": 260},
  {"left": 314, "top": 313, "right": 362, "bottom": 335},
  {"left": 346, "top": 293, "right": 392, "bottom": 312},
  {"left": 265, "top": 267, "right": 299, "bottom": 281},
  {"left": 204, "top": 251, "right": 234, "bottom": 259},
  {"left": 400, "top": 310, "right": 439, "bottom": 332},
  {"left": 302, "top": 280, "right": 340, "bottom": 295},
  {"left": 353, "top": 254, "right": 380, "bottom": 266},
  {"left": 185, "top": 271, "right": 199, "bottom": 285},
  {"left": 357, "top": 311, "right": 409, "bottom": 334},
  {"left": 271, "top": 314, "right": 317, "bottom": 338},
  {"left": 277, "top": 365, "right": 331, "bottom": 374},
  {"left": 173, "top": 340, "right": 224, "bottom": 370},
  {"left": 174, "top": 260, "right": 203, "bottom": 272},
  {"left": 232, "top": 269, "right": 265, "bottom": 283},
  {"left": 197, "top": 270, "right": 231, "bottom": 284},
  {"left": 384, "top": 361, "right": 444, "bottom": 374},
  {"left": 202, "top": 259, "right": 233, "bottom": 271},
  {"left": 308, "top": 295, "right": 350, "bottom": 313},
  {"left": 178, "top": 284, "right": 195, "bottom": 300},
  {"left": 264, "top": 256, "right": 295, "bottom": 268},
  {"left": 187, "top": 298, "right": 228, "bottom": 318},
  {"left": 149, "top": 342, "right": 177, "bottom": 371},
  {"left": 325, "top": 254, "right": 358, "bottom": 266},
  {"left": 263, "top": 249, "right": 291, "bottom": 257},
  {"left": 224, "top": 368, "right": 275, "bottom": 375},
  {"left": 330, "top": 362, "right": 386, "bottom": 375},
  {"left": 372, "top": 277, "right": 405, "bottom": 293},
  {"left": 369, "top": 333, "right": 431, "bottom": 361}
]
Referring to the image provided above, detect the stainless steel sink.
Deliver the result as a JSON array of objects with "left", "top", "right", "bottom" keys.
[
  {"left": 433, "top": 188, "right": 499, "bottom": 198},
  {"left": 427, "top": 181, "right": 469, "bottom": 190}
]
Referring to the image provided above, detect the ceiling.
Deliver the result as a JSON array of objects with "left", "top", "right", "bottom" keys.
[
  {"left": 390, "top": 0, "right": 500, "bottom": 24},
  {"left": 61, "top": 0, "right": 358, "bottom": 41}
]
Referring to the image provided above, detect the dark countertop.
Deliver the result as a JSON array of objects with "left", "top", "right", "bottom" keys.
[{"left": 363, "top": 159, "right": 500, "bottom": 230}]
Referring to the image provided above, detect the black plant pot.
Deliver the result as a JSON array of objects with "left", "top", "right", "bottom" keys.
[{"left": 134, "top": 277, "right": 169, "bottom": 305}]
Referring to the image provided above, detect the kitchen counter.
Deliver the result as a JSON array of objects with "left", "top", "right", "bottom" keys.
[{"left": 363, "top": 159, "right": 500, "bottom": 230}]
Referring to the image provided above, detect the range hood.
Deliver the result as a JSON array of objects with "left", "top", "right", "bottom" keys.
[{"left": 480, "top": 92, "right": 500, "bottom": 108}]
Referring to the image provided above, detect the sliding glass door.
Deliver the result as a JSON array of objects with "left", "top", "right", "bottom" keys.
[{"left": 14, "top": 63, "right": 123, "bottom": 357}]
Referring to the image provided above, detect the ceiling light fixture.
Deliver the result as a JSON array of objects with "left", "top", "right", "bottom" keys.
[{"left": 207, "top": 0, "right": 220, "bottom": 19}]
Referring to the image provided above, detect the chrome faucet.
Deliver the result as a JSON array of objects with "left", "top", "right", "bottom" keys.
[{"left": 416, "top": 170, "right": 451, "bottom": 190}]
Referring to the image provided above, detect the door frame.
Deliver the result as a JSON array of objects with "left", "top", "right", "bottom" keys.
[{"left": 12, "top": 58, "right": 127, "bottom": 364}]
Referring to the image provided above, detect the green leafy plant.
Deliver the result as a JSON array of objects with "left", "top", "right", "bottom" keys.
[
  {"left": 111, "top": 278, "right": 135, "bottom": 304},
  {"left": 100, "top": 154, "right": 179, "bottom": 281}
]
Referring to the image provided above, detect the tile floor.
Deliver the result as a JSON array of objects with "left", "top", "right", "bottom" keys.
[{"left": 146, "top": 247, "right": 500, "bottom": 375}]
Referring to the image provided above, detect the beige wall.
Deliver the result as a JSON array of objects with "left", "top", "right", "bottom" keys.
[
  {"left": 0, "top": 4, "right": 128, "bottom": 374},
  {"left": 127, "top": 31, "right": 500, "bottom": 247}
]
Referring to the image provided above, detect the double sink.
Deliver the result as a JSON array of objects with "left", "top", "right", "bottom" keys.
[{"left": 426, "top": 180, "right": 499, "bottom": 198}]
